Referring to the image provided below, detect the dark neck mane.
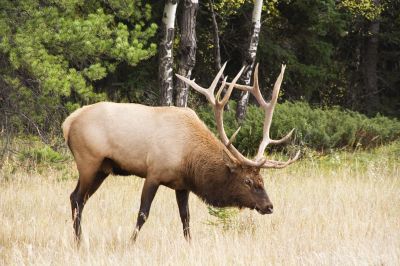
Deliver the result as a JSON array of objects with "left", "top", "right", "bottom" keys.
[{"left": 183, "top": 134, "right": 235, "bottom": 207}]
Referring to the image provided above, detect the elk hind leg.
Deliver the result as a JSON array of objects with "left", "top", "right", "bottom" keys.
[{"left": 70, "top": 159, "right": 109, "bottom": 241}]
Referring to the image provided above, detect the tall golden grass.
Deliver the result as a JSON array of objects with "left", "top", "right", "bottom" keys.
[{"left": 1, "top": 143, "right": 399, "bottom": 265}]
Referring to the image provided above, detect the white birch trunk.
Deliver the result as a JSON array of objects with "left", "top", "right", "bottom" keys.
[
  {"left": 159, "top": 0, "right": 179, "bottom": 106},
  {"left": 236, "top": 0, "right": 263, "bottom": 121}
]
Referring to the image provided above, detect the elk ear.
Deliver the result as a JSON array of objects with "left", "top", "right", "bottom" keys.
[{"left": 222, "top": 149, "right": 240, "bottom": 173}]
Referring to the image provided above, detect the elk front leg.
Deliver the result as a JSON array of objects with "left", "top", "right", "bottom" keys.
[
  {"left": 131, "top": 179, "right": 159, "bottom": 242},
  {"left": 175, "top": 190, "right": 191, "bottom": 241}
]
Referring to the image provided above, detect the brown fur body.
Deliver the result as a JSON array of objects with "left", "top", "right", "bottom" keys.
[{"left": 63, "top": 102, "right": 272, "bottom": 241}]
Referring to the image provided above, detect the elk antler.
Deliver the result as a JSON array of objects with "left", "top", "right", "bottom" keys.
[
  {"left": 176, "top": 63, "right": 266, "bottom": 167},
  {"left": 226, "top": 64, "right": 300, "bottom": 169}
]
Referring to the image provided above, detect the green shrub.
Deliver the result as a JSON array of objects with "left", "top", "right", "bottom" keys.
[
  {"left": 206, "top": 206, "right": 239, "bottom": 230},
  {"left": 197, "top": 101, "right": 400, "bottom": 155},
  {"left": 18, "top": 145, "right": 66, "bottom": 164}
]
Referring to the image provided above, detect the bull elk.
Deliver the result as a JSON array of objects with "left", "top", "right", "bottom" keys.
[{"left": 62, "top": 63, "right": 299, "bottom": 242}]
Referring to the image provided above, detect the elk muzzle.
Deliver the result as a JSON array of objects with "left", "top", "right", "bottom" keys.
[{"left": 255, "top": 201, "right": 273, "bottom": 215}]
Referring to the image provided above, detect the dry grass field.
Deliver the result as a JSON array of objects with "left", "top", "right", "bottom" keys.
[{"left": 1, "top": 142, "right": 399, "bottom": 265}]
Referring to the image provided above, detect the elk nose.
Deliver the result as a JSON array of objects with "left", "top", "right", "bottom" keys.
[
  {"left": 265, "top": 204, "right": 273, "bottom": 214},
  {"left": 257, "top": 202, "right": 273, "bottom": 214}
]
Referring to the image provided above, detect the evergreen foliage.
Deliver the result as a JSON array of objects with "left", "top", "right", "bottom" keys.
[
  {"left": 195, "top": 0, "right": 399, "bottom": 117},
  {"left": 0, "top": 0, "right": 157, "bottom": 134},
  {"left": 0, "top": 0, "right": 399, "bottom": 153},
  {"left": 197, "top": 101, "right": 400, "bottom": 155}
]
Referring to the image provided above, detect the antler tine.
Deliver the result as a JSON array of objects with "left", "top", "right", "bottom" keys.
[
  {"left": 250, "top": 64, "right": 267, "bottom": 107},
  {"left": 175, "top": 73, "right": 214, "bottom": 104},
  {"left": 224, "top": 64, "right": 266, "bottom": 107},
  {"left": 219, "top": 66, "right": 245, "bottom": 106},
  {"left": 254, "top": 64, "right": 294, "bottom": 161},
  {"left": 175, "top": 62, "right": 227, "bottom": 105},
  {"left": 226, "top": 126, "right": 241, "bottom": 147},
  {"left": 216, "top": 76, "right": 228, "bottom": 102},
  {"left": 261, "top": 150, "right": 300, "bottom": 169},
  {"left": 270, "top": 128, "right": 295, "bottom": 145},
  {"left": 213, "top": 66, "right": 244, "bottom": 145},
  {"left": 210, "top": 61, "right": 227, "bottom": 95}
]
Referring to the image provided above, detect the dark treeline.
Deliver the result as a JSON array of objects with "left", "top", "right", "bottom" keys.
[
  {"left": 0, "top": 0, "right": 399, "bottom": 143},
  {"left": 193, "top": 0, "right": 400, "bottom": 117}
]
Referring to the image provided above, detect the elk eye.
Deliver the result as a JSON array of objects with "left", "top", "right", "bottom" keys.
[
  {"left": 244, "top": 179, "right": 252, "bottom": 187},
  {"left": 255, "top": 186, "right": 263, "bottom": 192}
]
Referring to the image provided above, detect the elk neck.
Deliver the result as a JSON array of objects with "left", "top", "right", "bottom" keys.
[{"left": 182, "top": 129, "right": 238, "bottom": 208}]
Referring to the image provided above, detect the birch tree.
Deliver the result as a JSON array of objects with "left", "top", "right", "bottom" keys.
[
  {"left": 236, "top": 0, "right": 263, "bottom": 121},
  {"left": 175, "top": 0, "right": 199, "bottom": 107},
  {"left": 159, "top": 0, "right": 179, "bottom": 106}
]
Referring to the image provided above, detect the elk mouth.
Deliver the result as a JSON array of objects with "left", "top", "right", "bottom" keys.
[{"left": 255, "top": 206, "right": 273, "bottom": 215}]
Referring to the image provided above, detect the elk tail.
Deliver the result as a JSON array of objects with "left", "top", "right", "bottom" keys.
[{"left": 62, "top": 106, "right": 88, "bottom": 144}]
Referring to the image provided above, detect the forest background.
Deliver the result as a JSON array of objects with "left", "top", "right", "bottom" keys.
[{"left": 0, "top": 0, "right": 399, "bottom": 156}]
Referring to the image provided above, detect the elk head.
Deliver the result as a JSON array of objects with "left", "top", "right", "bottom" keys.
[{"left": 176, "top": 62, "right": 300, "bottom": 214}]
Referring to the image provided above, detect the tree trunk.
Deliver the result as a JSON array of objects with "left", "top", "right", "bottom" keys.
[
  {"left": 159, "top": 0, "right": 179, "bottom": 106},
  {"left": 236, "top": 0, "right": 263, "bottom": 122},
  {"left": 209, "top": 0, "right": 222, "bottom": 77},
  {"left": 209, "top": 0, "right": 229, "bottom": 110},
  {"left": 361, "top": 0, "right": 380, "bottom": 114},
  {"left": 175, "top": 0, "right": 199, "bottom": 107}
]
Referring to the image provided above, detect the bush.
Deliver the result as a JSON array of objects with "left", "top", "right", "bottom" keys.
[
  {"left": 197, "top": 101, "right": 400, "bottom": 155},
  {"left": 206, "top": 206, "right": 239, "bottom": 230},
  {"left": 18, "top": 145, "right": 66, "bottom": 164}
]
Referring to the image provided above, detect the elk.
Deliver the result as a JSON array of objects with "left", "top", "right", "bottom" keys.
[{"left": 62, "top": 62, "right": 299, "bottom": 242}]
